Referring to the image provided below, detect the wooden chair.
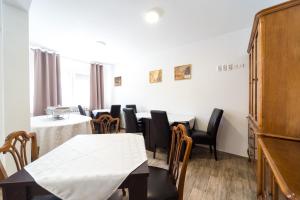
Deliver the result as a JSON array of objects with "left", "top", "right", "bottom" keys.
[
  {"left": 93, "top": 114, "right": 120, "bottom": 134},
  {"left": 0, "top": 131, "right": 38, "bottom": 176},
  {"left": 90, "top": 119, "right": 96, "bottom": 134},
  {"left": 0, "top": 131, "right": 60, "bottom": 200},
  {"left": 109, "top": 124, "right": 192, "bottom": 200},
  {"left": 159, "top": 124, "right": 193, "bottom": 200}
]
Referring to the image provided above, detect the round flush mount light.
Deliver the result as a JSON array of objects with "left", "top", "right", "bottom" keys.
[
  {"left": 145, "top": 10, "right": 160, "bottom": 24},
  {"left": 96, "top": 41, "right": 106, "bottom": 46}
]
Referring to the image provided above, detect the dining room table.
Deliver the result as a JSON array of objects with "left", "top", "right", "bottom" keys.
[
  {"left": 136, "top": 112, "right": 195, "bottom": 129},
  {"left": 135, "top": 112, "right": 195, "bottom": 151},
  {"left": 0, "top": 133, "right": 149, "bottom": 200},
  {"left": 31, "top": 113, "right": 93, "bottom": 156}
]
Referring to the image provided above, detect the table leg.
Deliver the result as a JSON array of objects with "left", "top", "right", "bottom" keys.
[
  {"left": 128, "top": 176, "right": 147, "bottom": 200},
  {"left": 2, "top": 186, "right": 27, "bottom": 200}
]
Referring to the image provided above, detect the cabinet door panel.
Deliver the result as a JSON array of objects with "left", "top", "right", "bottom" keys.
[
  {"left": 252, "top": 43, "right": 256, "bottom": 119},
  {"left": 256, "top": 21, "right": 264, "bottom": 129},
  {"left": 249, "top": 52, "right": 253, "bottom": 116},
  {"left": 262, "top": 5, "right": 300, "bottom": 137}
]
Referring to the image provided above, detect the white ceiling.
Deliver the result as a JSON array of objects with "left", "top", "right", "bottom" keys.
[{"left": 29, "top": 0, "right": 285, "bottom": 64}]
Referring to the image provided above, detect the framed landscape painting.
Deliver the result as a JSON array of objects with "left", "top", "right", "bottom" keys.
[
  {"left": 149, "top": 69, "right": 162, "bottom": 83},
  {"left": 114, "top": 76, "right": 122, "bottom": 86},
  {"left": 174, "top": 64, "right": 192, "bottom": 80}
]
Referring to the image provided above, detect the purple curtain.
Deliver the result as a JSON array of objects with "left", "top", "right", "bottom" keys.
[
  {"left": 90, "top": 64, "right": 104, "bottom": 110},
  {"left": 33, "top": 49, "right": 62, "bottom": 116}
]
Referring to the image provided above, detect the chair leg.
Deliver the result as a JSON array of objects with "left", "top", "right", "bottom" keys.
[
  {"left": 153, "top": 145, "right": 156, "bottom": 159},
  {"left": 209, "top": 145, "right": 212, "bottom": 154},
  {"left": 213, "top": 145, "right": 217, "bottom": 161}
]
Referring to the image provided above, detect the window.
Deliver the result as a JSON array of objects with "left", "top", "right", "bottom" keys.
[
  {"left": 29, "top": 53, "right": 91, "bottom": 114},
  {"left": 60, "top": 57, "right": 90, "bottom": 107}
]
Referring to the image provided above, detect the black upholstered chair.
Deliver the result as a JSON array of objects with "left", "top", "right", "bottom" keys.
[
  {"left": 150, "top": 110, "right": 171, "bottom": 160},
  {"left": 125, "top": 104, "right": 137, "bottom": 113},
  {"left": 191, "top": 108, "right": 224, "bottom": 160},
  {"left": 110, "top": 105, "right": 121, "bottom": 119},
  {"left": 78, "top": 105, "right": 86, "bottom": 116},
  {"left": 123, "top": 108, "right": 143, "bottom": 133}
]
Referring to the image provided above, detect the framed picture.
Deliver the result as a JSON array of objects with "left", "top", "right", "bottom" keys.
[
  {"left": 114, "top": 76, "right": 122, "bottom": 86},
  {"left": 149, "top": 69, "right": 162, "bottom": 83},
  {"left": 174, "top": 64, "right": 192, "bottom": 80}
]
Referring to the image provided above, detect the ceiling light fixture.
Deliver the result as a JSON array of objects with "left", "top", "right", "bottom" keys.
[
  {"left": 96, "top": 41, "right": 106, "bottom": 46},
  {"left": 145, "top": 10, "right": 160, "bottom": 24}
]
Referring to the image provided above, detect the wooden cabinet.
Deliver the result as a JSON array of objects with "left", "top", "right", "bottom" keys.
[
  {"left": 248, "top": 1, "right": 300, "bottom": 199},
  {"left": 247, "top": 0, "right": 300, "bottom": 161},
  {"left": 257, "top": 137, "right": 300, "bottom": 200},
  {"left": 247, "top": 120, "right": 258, "bottom": 161}
]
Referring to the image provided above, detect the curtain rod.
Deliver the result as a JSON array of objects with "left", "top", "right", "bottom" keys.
[{"left": 29, "top": 47, "right": 114, "bottom": 66}]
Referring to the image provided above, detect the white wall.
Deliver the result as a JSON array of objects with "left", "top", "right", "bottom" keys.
[
  {"left": 112, "top": 28, "right": 250, "bottom": 157},
  {"left": 2, "top": 2, "right": 30, "bottom": 133},
  {"left": 0, "top": 2, "right": 30, "bottom": 174}
]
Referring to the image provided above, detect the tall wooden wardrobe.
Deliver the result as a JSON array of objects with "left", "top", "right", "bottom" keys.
[{"left": 247, "top": 0, "right": 300, "bottom": 199}]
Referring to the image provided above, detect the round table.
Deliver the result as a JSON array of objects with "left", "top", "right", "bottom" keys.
[{"left": 31, "top": 114, "right": 92, "bottom": 156}]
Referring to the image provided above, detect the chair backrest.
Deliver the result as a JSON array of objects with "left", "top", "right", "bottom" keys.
[
  {"left": 150, "top": 110, "right": 170, "bottom": 148},
  {"left": 123, "top": 108, "right": 139, "bottom": 133},
  {"left": 125, "top": 104, "right": 137, "bottom": 113},
  {"left": 78, "top": 105, "right": 86, "bottom": 116},
  {"left": 0, "top": 131, "right": 39, "bottom": 179},
  {"left": 207, "top": 108, "right": 224, "bottom": 137},
  {"left": 93, "top": 114, "right": 119, "bottom": 133},
  {"left": 110, "top": 105, "right": 121, "bottom": 118},
  {"left": 169, "top": 124, "right": 192, "bottom": 200}
]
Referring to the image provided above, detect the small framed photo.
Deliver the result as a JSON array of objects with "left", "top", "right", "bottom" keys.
[
  {"left": 114, "top": 76, "right": 122, "bottom": 86},
  {"left": 174, "top": 64, "right": 192, "bottom": 80},
  {"left": 149, "top": 69, "right": 162, "bottom": 84}
]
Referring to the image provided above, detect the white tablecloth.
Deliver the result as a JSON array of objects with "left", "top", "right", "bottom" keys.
[
  {"left": 92, "top": 109, "right": 110, "bottom": 117},
  {"left": 25, "top": 134, "right": 147, "bottom": 200},
  {"left": 136, "top": 112, "right": 195, "bottom": 129},
  {"left": 31, "top": 114, "right": 92, "bottom": 156}
]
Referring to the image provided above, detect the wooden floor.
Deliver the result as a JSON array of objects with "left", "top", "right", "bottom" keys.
[{"left": 119, "top": 147, "right": 257, "bottom": 200}]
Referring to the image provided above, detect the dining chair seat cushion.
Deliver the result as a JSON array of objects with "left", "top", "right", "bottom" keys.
[
  {"left": 147, "top": 166, "right": 178, "bottom": 200},
  {"left": 191, "top": 130, "right": 212, "bottom": 144},
  {"left": 108, "top": 166, "right": 178, "bottom": 200},
  {"left": 32, "top": 195, "right": 61, "bottom": 200}
]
